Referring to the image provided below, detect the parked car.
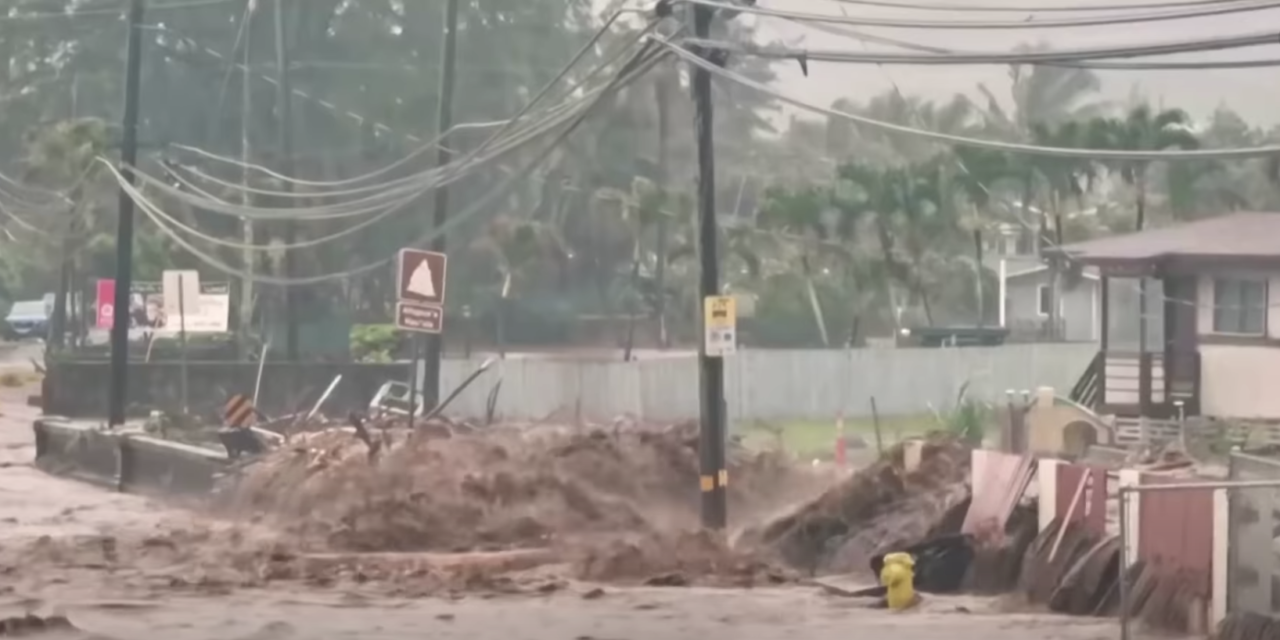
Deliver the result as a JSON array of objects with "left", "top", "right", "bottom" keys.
[{"left": 3, "top": 299, "right": 51, "bottom": 341}]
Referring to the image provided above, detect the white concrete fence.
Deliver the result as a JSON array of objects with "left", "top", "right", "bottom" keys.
[{"left": 436, "top": 343, "right": 1097, "bottom": 421}]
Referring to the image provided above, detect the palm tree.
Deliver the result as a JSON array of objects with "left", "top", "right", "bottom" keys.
[
  {"left": 755, "top": 183, "right": 842, "bottom": 345},
  {"left": 1088, "top": 105, "right": 1199, "bottom": 232},
  {"left": 20, "top": 117, "right": 115, "bottom": 349},
  {"left": 836, "top": 161, "right": 955, "bottom": 327},
  {"left": 979, "top": 57, "right": 1109, "bottom": 135},
  {"left": 593, "top": 176, "right": 670, "bottom": 361},
  {"left": 468, "top": 215, "right": 567, "bottom": 356}
]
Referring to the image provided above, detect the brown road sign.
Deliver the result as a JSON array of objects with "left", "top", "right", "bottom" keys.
[
  {"left": 224, "top": 393, "right": 256, "bottom": 428},
  {"left": 396, "top": 248, "right": 448, "bottom": 305},
  {"left": 395, "top": 301, "right": 444, "bottom": 334}
]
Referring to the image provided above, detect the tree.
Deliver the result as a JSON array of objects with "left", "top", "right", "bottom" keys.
[{"left": 1088, "top": 105, "right": 1199, "bottom": 232}]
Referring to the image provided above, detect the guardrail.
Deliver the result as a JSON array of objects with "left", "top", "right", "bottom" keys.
[{"left": 33, "top": 418, "right": 230, "bottom": 495}]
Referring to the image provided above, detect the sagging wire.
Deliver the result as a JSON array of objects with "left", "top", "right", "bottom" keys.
[
  {"left": 151, "top": 12, "right": 662, "bottom": 212},
  {"left": 678, "top": 0, "right": 1280, "bottom": 30},
  {"left": 126, "top": 28, "right": 660, "bottom": 221},
  {"left": 794, "top": 20, "right": 1280, "bottom": 70},
  {"left": 158, "top": 7, "right": 655, "bottom": 191},
  {"left": 680, "top": 31, "right": 1280, "bottom": 66},
  {"left": 819, "top": 0, "right": 1269, "bottom": 13},
  {"left": 111, "top": 43, "right": 670, "bottom": 286},
  {"left": 654, "top": 34, "right": 1280, "bottom": 160}
]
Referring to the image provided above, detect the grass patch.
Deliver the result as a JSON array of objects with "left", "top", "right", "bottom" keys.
[
  {"left": 0, "top": 371, "right": 42, "bottom": 387},
  {"left": 738, "top": 414, "right": 937, "bottom": 458}
]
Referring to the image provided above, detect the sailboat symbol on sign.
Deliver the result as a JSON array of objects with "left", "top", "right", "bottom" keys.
[{"left": 407, "top": 261, "right": 436, "bottom": 298}]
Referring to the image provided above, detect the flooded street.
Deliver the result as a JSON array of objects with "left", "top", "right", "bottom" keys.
[{"left": 0, "top": 362, "right": 1124, "bottom": 640}]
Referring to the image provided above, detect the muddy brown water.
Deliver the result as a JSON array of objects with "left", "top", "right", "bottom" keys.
[{"left": 0, "top": 384, "right": 1151, "bottom": 640}]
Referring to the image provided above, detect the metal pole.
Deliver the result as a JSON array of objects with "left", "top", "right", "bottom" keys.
[
  {"left": 178, "top": 274, "right": 189, "bottom": 414},
  {"left": 408, "top": 337, "right": 420, "bottom": 429},
  {"left": 1119, "top": 489, "right": 1131, "bottom": 640},
  {"left": 691, "top": 3, "right": 726, "bottom": 530},
  {"left": 107, "top": 0, "right": 147, "bottom": 427},
  {"left": 239, "top": 0, "right": 256, "bottom": 360},
  {"left": 421, "top": 0, "right": 461, "bottom": 409},
  {"left": 272, "top": 0, "right": 298, "bottom": 361}
]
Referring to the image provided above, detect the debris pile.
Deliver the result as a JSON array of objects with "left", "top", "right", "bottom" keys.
[
  {"left": 746, "top": 432, "right": 972, "bottom": 575},
  {"left": 214, "top": 420, "right": 826, "bottom": 585}
]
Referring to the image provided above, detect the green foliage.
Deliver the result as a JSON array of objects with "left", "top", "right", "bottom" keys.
[
  {"left": 2, "top": 2, "right": 1278, "bottom": 353},
  {"left": 350, "top": 324, "right": 398, "bottom": 363},
  {"left": 940, "top": 381, "right": 990, "bottom": 446}
]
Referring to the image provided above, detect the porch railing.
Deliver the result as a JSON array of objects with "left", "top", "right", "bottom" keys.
[{"left": 1087, "top": 350, "right": 1201, "bottom": 419}]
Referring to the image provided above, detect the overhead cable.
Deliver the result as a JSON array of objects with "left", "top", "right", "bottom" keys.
[
  {"left": 655, "top": 36, "right": 1280, "bottom": 160},
  {"left": 0, "top": 0, "right": 234, "bottom": 23},
  {"left": 680, "top": 30, "right": 1280, "bottom": 65},
  {"left": 137, "top": 75, "right": 601, "bottom": 220},
  {"left": 170, "top": 9, "right": 646, "bottom": 194},
  {"left": 115, "top": 45, "right": 669, "bottom": 285},
  {"left": 820, "top": 0, "right": 1267, "bottom": 13},
  {"left": 133, "top": 22, "right": 664, "bottom": 221},
  {"left": 797, "top": 20, "right": 1280, "bottom": 69},
  {"left": 678, "top": 0, "right": 1280, "bottom": 30}
]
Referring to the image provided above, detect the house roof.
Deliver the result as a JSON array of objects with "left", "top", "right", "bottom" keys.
[
  {"left": 1049, "top": 212, "right": 1280, "bottom": 267},
  {"left": 1006, "top": 265, "right": 1099, "bottom": 281}
]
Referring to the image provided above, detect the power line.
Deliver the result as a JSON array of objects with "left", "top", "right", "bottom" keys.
[
  {"left": 818, "top": 0, "right": 1266, "bottom": 13},
  {"left": 159, "top": 16, "right": 656, "bottom": 203},
  {"left": 0, "top": 0, "right": 234, "bottom": 23},
  {"left": 679, "top": 0, "right": 1280, "bottom": 30},
  {"left": 796, "top": 20, "right": 1280, "bottom": 69},
  {"left": 116, "top": 45, "right": 670, "bottom": 286},
  {"left": 656, "top": 35, "right": 1280, "bottom": 160},
  {"left": 681, "top": 30, "right": 1280, "bottom": 65}
]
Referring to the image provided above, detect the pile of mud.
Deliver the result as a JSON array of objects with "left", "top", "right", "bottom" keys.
[
  {"left": 746, "top": 432, "right": 971, "bottom": 575},
  {"left": 216, "top": 421, "right": 825, "bottom": 584}
]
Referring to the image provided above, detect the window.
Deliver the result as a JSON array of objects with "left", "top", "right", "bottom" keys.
[
  {"left": 1212, "top": 277, "right": 1267, "bottom": 334},
  {"left": 1037, "top": 284, "right": 1052, "bottom": 316}
]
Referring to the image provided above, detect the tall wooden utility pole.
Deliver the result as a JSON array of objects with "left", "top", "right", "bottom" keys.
[
  {"left": 273, "top": 0, "right": 299, "bottom": 360},
  {"left": 107, "top": 0, "right": 147, "bottom": 427},
  {"left": 239, "top": 0, "right": 257, "bottom": 358},
  {"left": 691, "top": 4, "right": 726, "bottom": 529},
  {"left": 420, "top": 0, "right": 461, "bottom": 409}
]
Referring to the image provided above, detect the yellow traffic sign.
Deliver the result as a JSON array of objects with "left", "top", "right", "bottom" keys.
[{"left": 703, "top": 295, "right": 737, "bottom": 357}]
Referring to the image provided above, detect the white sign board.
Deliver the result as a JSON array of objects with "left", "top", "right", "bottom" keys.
[{"left": 162, "top": 270, "right": 201, "bottom": 317}]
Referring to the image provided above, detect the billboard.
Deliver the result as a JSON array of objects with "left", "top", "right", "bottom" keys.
[{"left": 95, "top": 278, "right": 230, "bottom": 333}]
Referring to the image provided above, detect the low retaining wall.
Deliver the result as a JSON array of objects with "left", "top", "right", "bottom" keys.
[{"left": 33, "top": 418, "right": 229, "bottom": 495}]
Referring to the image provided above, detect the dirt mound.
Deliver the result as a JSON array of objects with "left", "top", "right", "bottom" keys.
[
  {"left": 746, "top": 432, "right": 971, "bottom": 575},
  {"left": 570, "top": 530, "right": 796, "bottom": 588},
  {"left": 217, "top": 422, "right": 825, "bottom": 560}
]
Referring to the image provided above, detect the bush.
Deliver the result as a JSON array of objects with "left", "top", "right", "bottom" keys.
[{"left": 351, "top": 324, "right": 398, "bottom": 362}]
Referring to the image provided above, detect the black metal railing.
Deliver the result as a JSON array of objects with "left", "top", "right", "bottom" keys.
[{"left": 1069, "top": 351, "right": 1103, "bottom": 408}]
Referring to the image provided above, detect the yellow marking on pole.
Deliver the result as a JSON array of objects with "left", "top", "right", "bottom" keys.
[
  {"left": 700, "top": 475, "right": 715, "bottom": 492},
  {"left": 718, "top": 469, "right": 728, "bottom": 488}
]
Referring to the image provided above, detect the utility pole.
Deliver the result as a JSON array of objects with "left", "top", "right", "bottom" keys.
[
  {"left": 239, "top": 0, "right": 256, "bottom": 359},
  {"left": 420, "top": 0, "right": 461, "bottom": 409},
  {"left": 107, "top": 0, "right": 147, "bottom": 428},
  {"left": 653, "top": 60, "right": 673, "bottom": 348},
  {"left": 691, "top": 4, "right": 727, "bottom": 530},
  {"left": 272, "top": 0, "right": 299, "bottom": 360}
]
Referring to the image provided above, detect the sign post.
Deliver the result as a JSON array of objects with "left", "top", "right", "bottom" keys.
[
  {"left": 394, "top": 248, "right": 448, "bottom": 428},
  {"left": 163, "top": 270, "right": 200, "bottom": 415}
]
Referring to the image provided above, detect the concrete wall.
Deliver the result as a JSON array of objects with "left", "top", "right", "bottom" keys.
[{"left": 47, "top": 343, "right": 1097, "bottom": 422}]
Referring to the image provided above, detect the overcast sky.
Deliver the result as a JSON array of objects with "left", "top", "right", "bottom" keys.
[{"left": 670, "top": 0, "right": 1280, "bottom": 130}]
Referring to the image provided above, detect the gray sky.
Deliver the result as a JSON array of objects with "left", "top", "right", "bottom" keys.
[{"left": 691, "top": 0, "right": 1280, "bottom": 129}]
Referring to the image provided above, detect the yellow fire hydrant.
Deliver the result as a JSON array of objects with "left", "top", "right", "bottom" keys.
[{"left": 879, "top": 552, "right": 918, "bottom": 611}]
